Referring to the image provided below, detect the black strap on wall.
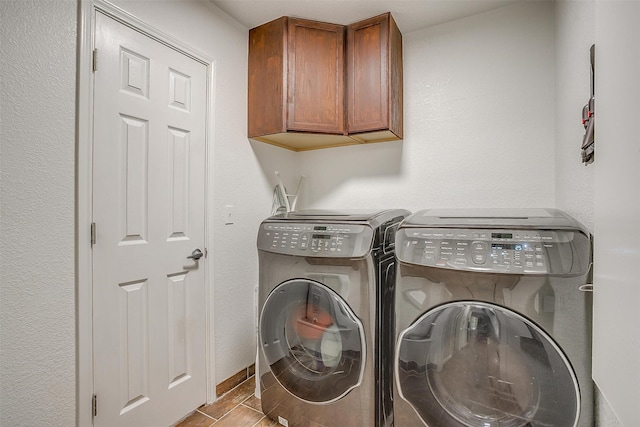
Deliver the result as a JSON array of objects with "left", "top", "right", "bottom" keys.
[{"left": 581, "top": 44, "right": 595, "bottom": 165}]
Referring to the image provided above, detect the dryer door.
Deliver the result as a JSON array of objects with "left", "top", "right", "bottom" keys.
[
  {"left": 260, "top": 279, "right": 365, "bottom": 404},
  {"left": 396, "top": 301, "right": 579, "bottom": 427}
]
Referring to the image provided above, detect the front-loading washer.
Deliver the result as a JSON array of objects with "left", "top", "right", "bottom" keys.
[
  {"left": 257, "top": 209, "right": 409, "bottom": 427},
  {"left": 393, "top": 209, "right": 593, "bottom": 427}
]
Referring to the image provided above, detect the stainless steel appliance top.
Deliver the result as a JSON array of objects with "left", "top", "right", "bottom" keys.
[
  {"left": 267, "top": 209, "right": 408, "bottom": 226},
  {"left": 396, "top": 208, "right": 591, "bottom": 275},
  {"left": 402, "top": 208, "right": 588, "bottom": 232},
  {"left": 259, "top": 209, "right": 410, "bottom": 258}
]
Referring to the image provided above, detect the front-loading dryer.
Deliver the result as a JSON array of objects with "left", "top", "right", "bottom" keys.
[
  {"left": 393, "top": 209, "right": 593, "bottom": 427},
  {"left": 257, "top": 209, "right": 409, "bottom": 427}
]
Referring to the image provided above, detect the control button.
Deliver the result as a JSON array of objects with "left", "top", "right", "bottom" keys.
[
  {"left": 472, "top": 242, "right": 487, "bottom": 251},
  {"left": 471, "top": 241, "right": 488, "bottom": 265},
  {"left": 473, "top": 253, "right": 486, "bottom": 264}
]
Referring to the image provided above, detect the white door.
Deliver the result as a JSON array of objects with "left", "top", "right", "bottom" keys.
[{"left": 92, "top": 11, "right": 207, "bottom": 427}]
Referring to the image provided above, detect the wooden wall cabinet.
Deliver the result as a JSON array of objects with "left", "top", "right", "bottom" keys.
[
  {"left": 347, "top": 13, "right": 403, "bottom": 143},
  {"left": 248, "top": 13, "right": 402, "bottom": 151}
]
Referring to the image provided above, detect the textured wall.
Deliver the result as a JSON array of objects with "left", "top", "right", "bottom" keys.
[
  {"left": 0, "top": 1, "right": 77, "bottom": 425},
  {"left": 554, "top": 0, "right": 595, "bottom": 232},
  {"left": 593, "top": 1, "right": 640, "bottom": 425},
  {"left": 299, "top": 1, "right": 556, "bottom": 212}
]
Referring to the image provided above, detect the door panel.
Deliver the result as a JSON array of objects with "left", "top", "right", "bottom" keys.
[
  {"left": 93, "top": 11, "right": 207, "bottom": 427},
  {"left": 260, "top": 279, "right": 365, "bottom": 403},
  {"left": 396, "top": 301, "right": 579, "bottom": 427}
]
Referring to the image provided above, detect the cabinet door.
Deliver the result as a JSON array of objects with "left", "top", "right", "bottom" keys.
[
  {"left": 248, "top": 17, "right": 287, "bottom": 139},
  {"left": 287, "top": 18, "right": 345, "bottom": 134},
  {"left": 347, "top": 13, "right": 403, "bottom": 139}
]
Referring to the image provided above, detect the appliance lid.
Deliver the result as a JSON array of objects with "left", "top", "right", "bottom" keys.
[
  {"left": 267, "top": 209, "right": 407, "bottom": 224},
  {"left": 402, "top": 208, "right": 587, "bottom": 232}
]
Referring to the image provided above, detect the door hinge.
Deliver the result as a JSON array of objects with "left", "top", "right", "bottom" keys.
[
  {"left": 92, "top": 394, "right": 98, "bottom": 417},
  {"left": 92, "top": 49, "right": 98, "bottom": 72},
  {"left": 91, "top": 222, "right": 96, "bottom": 246}
]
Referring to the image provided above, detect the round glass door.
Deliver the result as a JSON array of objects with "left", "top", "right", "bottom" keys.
[
  {"left": 260, "top": 279, "right": 365, "bottom": 404},
  {"left": 396, "top": 302, "right": 579, "bottom": 427}
]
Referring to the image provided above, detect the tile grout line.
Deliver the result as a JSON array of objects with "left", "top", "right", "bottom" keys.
[
  {"left": 195, "top": 409, "right": 217, "bottom": 421},
  {"left": 251, "top": 415, "right": 269, "bottom": 427},
  {"left": 208, "top": 391, "right": 260, "bottom": 424},
  {"left": 240, "top": 402, "right": 264, "bottom": 414},
  {"left": 187, "top": 375, "right": 261, "bottom": 426}
]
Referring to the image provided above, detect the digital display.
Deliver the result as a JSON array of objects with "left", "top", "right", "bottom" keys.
[
  {"left": 491, "top": 243, "right": 524, "bottom": 251},
  {"left": 492, "top": 233, "right": 513, "bottom": 239},
  {"left": 313, "top": 234, "right": 331, "bottom": 240},
  {"left": 314, "top": 226, "right": 327, "bottom": 231}
]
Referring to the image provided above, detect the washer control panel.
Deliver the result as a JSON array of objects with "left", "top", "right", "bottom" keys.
[
  {"left": 397, "top": 228, "right": 577, "bottom": 274},
  {"left": 258, "top": 222, "right": 374, "bottom": 258}
]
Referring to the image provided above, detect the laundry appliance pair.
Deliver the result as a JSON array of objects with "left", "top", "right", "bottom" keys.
[{"left": 257, "top": 208, "right": 593, "bottom": 427}]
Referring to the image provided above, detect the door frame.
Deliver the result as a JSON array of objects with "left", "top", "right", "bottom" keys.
[{"left": 76, "top": 1, "right": 216, "bottom": 425}]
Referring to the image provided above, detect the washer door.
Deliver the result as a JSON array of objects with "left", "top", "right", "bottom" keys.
[
  {"left": 396, "top": 302, "right": 579, "bottom": 427},
  {"left": 260, "top": 279, "right": 365, "bottom": 404}
]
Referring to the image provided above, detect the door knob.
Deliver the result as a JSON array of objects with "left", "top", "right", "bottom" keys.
[{"left": 187, "top": 248, "right": 204, "bottom": 261}]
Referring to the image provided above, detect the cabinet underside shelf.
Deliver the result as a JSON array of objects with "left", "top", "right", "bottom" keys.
[{"left": 250, "top": 130, "right": 401, "bottom": 151}]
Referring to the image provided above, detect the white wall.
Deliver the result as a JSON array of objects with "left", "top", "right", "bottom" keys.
[
  {"left": 593, "top": 1, "right": 640, "bottom": 425},
  {"left": 554, "top": 0, "right": 595, "bottom": 232},
  {"left": 0, "top": 1, "right": 77, "bottom": 425},
  {"left": 105, "top": 0, "right": 298, "bottom": 388},
  {"left": 553, "top": 3, "right": 624, "bottom": 426},
  {"left": 299, "top": 1, "right": 556, "bottom": 212}
]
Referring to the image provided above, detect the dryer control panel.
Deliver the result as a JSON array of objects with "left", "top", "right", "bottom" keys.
[
  {"left": 396, "top": 228, "right": 590, "bottom": 275},
  {"left": 258, "top": 222, "right": 375, "bottom": 258}
]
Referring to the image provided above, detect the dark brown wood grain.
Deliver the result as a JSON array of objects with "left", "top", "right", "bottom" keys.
[
  {"left": 347, "top": 13, "right": 403, "bottom": 139},
  {"left": 248, "top": 13, "right": 403, "bottom": 150}
]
